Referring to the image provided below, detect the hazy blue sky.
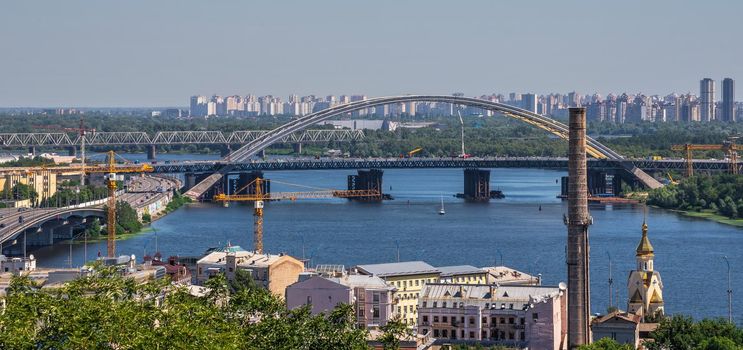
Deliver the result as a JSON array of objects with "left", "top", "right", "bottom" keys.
[{"left": 1, "top": 0, "right": 741, "bottom": 107}]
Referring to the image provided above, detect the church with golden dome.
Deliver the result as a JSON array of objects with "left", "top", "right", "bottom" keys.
[{"left": 627, "top": 220, "right": 665, "bottom": 318}]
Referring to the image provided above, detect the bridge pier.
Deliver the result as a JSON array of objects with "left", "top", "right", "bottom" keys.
[
  {"left": 292, "top": 143, "right": 302, "bottom": 155},
  {"left": 561, "top": 170, "right": 623, "bottom": 197},
  {"left": 28, "top": 146, "right": 36, "bottom": 156},
  {"left": 185, "top": 172, "right": 197, "bottom": 191},
  {"left": 458, "top": 168, "right": 493, "bottom": 202},
  {"left": 220, "top": 144, "right": 232, "bottom": 158},
  {"left": 147, "top": 145, "right": 157, "bottom": 160},
  {"left": 224, "top": 171, "right": 270, "bottom": 196},
  {"left": 67, "top": 146, "right": 77, "bottom": 157},
  {"left": 347, "top": 169, "right": 384, "bottom": 201}
]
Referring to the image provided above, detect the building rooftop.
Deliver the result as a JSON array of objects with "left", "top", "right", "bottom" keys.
[
  {"left": 593, "top": 310, "right": 641, "bottom": 325},
  {"left": 482, "top": 265, "right": 540, "bottom": 285},
  {"left": 421, "top": 283, "right": 562, "bottom": 304},
  {"left": 437, "top": 265, "right": 484, "bottom": 277},
  {"left": 197, "top": 250, "right": 286, "bottom": 268},
  {"left": 354, "top": 261, "right": 439, "bottom": 278},
  {"left": 330, "top": 274, "right": 393, "bottom": 290}
]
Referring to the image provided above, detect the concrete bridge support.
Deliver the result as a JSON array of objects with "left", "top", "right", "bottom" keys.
[
  {"left": 460, "top": 168, "right": 492, "bottom": 202},
  {"left": 28, "top": 146, "right": 36, "bottom": 156},
  {"left": 561, "top": 170, "right": 625, "bottom": 197},
  {"left": 347, "top": 169, "right": 384, "bottom": 201},
  {"left": 292, "top": 143, "right": 302, "bottom": 155},
  {"left": 224, "top": 171, "right": 269, "bottom": 196},
  {"left": 220, "top": 144, "right": 232, "bottom": 158},
  {"left": 147, "top": 145, "right": 157, "bottom": 160},
  {"left": 184, "top": 173, "right": 197, "bottom": 191},
  {"left": 67, "top": 146, "right": 77, "bottom": 157}
]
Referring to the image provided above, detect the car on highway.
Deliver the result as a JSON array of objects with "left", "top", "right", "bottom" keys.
[
  {"left": 18, "top": 216, "right": 24, "bottom": 224},
  {"left": 0, "top": 223, "right": 5, "bottom": 228}
]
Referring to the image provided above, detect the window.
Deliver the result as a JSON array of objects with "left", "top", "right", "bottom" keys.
[
  {"left": 404, "top": 306, "right": 408, "bottom": 313},
  {"left": 533, "top": 313, "right": 539, "bottom": 320},
  {"left": 442, "top": 329, "right": 448, "bottom": 338},
  {"left": 442, "top": 316, "right": 448, "bottom": 323},
  {"left": 482, "top": 317, "right": 487, "bottom": 324},
  {"left": 509, "top": 318, "right": 514, "bottom": 324},
  {"left": 422, "top": 301, "right": 427, "bottom": 308},
  {"left": 482, "top": 331, "right": 487, "bottom": 339},
  {"left": 423, "top": 316, "right": 429, "bottom": 323},
  {"left": 500, "top": 317, "right": 505, "bottom": 324},
  {"left": 461, "top": 317, "right": 465, "bottom": 323},
  {"left": 359, "top": 309, "right": 365, "bottom": 317},
  {"left": 520, "top": 318, "right": 525, "bottom": 325},
  {"left": 434, "top": 329, "right": 440, "bottom": 337},
  {"left": 611, "top": 332, "right": 617, "bottom": 340},
  {"left": 442, "top": 302, "right": 447, "bottom": 308},
  {"left": 397, "top": 306, "right": 401, "bottom": 314},
  {"left": 491, "top": 317, "right": 497, "bottom": 325},
  {"left": 469, "top": 317, "right": 475, "bottom": 325},
  {"left": 433, "top": 316, "right": 439, "bottom": 323},
  {"left": 460, "top": 330, "right": 464, "bottom": 339},
  {"left": 373, "top": 307, "right": 380, "bottom": 318},
  {"left": 433, "top": 302, "right": 438, "bottom": 308},
  {"left": 520, "top": 332, "right": 525, "bottom": 341},
  {"left": 485, "top": 303, "right": 490, "bottom": 309},
  {"left": 373, "top": 293, "right": 380, "bottom": 302},
  {"left": 509, "top": 303, "right": 514, "bottom": 309},
  {"left": 415, "top": 280, "right": 419, "bottom": 286},
  {"left": 306, "top": 296, "right": 312, "bottom": 305},
  {"left": 403, "top": 280, "right": 407, "bottom": 287},
  {"left": 509, "top": 332, "right": 514, "bottom": 340},
  {"left": 469, "top": 331, "right": 475, "bottom": 339}
]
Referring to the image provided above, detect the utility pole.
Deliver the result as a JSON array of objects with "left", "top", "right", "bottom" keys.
[{"left": 723, "top": 256, "right": 733, "bottom": 323}]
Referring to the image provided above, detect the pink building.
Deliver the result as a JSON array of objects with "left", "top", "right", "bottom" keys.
[
  {"left": 417, "top": 283, "right": 567, "bottom": 349},
  {"left": 286, "top": 274, "right": 395, "bottom": 329}
]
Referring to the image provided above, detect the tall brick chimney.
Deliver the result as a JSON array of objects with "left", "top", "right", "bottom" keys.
[{"left": 566, "top": 107, "right": 591, "bottom": 348}]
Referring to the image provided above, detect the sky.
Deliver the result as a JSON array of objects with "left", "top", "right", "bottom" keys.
[{"left": 1, "top": 0, "right": 742, "bottom": 107}]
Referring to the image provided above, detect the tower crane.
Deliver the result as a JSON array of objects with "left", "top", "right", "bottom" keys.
[
  {"left": 457, "top": 111, "right": 470, "bottom": 158},
  {"left": 33, "top": 117, "right": 96, "bottom": 186},
  {"left": 671, "top": 137, "right": 741, "bottom": 177},
  {"left": 213, "top": 178, "right": 379, "bottom": 254},
  {"left": 33, "top": 151, "right": 152, "bottom": 257}
]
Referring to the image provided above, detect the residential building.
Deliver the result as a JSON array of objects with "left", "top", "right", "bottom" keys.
[
  {"left": 285, "top": 274, "right": 395, "bottom": 329},
  {"left": 591, "top": 311, "right": 641, "bottom": 348},
  {"left": 0, "top": 170, "right": 58, "bottom": 206},
  {"left": 627, "top": 221, "right": 664, "bottom": 318},
  {"left": 196, "top": 244, "right": 304, "bottom": 298},
  {"left": 700, "top": 78, "right": 716, "bottom": 121},
  {"left": 437, "top": 265, "right": 488, "bottom": 284},
  {"left": 722, "top": 78, "right": 735, "bottom": 122},
  {"left": 0, "top": 254, "right": 36, "bottom": 274},
  {"left": 417, "top": 283, "right": 567, "bottom": 349},
  {"left": 354, "top": 261, "right": 441, "bottom": 326},
  {"left": 522, "top": 93, "right": 537, "bottom": 113}
]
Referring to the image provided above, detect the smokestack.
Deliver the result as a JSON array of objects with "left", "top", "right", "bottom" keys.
[{"left": 566, "top": 107, "right": 591, "bottom": 348}]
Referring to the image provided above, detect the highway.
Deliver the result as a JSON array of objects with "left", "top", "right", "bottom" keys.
[{"left": 0, "top": 175, "right": 180, "bottom": 246}]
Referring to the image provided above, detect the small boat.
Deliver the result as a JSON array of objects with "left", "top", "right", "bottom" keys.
[{"left": 438, "top": 196, "right": 446, "bottom": 215}]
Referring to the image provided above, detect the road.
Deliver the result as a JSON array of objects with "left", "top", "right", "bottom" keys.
[{"left": 0, "top": 175, "right": 180, "bottom": 245}]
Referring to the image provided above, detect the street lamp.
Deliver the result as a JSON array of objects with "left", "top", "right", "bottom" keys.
[{"left": 723, "top": 256, "right": 733, "bottom": 324}]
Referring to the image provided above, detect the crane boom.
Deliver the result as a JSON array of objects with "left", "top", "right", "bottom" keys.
[
  {"left": 672, "top": 140, "right": 742, "bottom": 176},
  {"left": 213, "top": 179, "right": 379, "bottom": 254}
]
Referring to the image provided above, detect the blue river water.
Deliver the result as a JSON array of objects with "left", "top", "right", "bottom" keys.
[{"left": 32, "top": 153, "right": 743, "bottom": 322}]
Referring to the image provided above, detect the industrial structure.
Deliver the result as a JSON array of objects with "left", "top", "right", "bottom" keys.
[
  {"left": 565, "top": 107, "right": 592, "bottom": 348},
  {"left": 213, "top": 178, "right": 379, "bottom": 254},
  {"left": 672, "top": 138, "right": 742, "bottom": 176}
]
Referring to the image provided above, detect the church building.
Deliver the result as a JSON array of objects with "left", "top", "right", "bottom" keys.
[{"left": 627, "top": 221, "right": 664, "bottom": 318}]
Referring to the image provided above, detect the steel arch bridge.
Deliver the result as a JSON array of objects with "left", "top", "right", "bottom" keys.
[
  {"left": 228, "top": 95, "right": 625, "bottom": 162},
  {"left": 185, "top": 95, "right": 661, "bottom": 199}
]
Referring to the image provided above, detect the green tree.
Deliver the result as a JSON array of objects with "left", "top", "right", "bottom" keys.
[
  {"left": 379, "top": 316, "right": 410, "bottom": 350},
  {"left": 578, "top": 338, "right": 633, "bottom": 350}
]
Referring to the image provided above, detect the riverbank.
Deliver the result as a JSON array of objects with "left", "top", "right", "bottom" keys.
[{"left": 674, "top": 209, "right": 743, "bottom": 227}]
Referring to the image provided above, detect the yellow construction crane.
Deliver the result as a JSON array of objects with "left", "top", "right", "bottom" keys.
[
  {"left": 213, "top": 178, "right": 379, "bottom": 254},
  {"left": 671, "top": 138, "right": 741, "bottom": 177},
  {"left": 18, "top": 151, "right": 152, "bottom": 257},
  {"left": 407, "top": 147, "right": 423, "bottom": 157}
]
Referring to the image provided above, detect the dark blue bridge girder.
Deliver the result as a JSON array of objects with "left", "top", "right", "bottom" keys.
[{"left": 151, "top": 157, "right": 738, "bottom": 174}]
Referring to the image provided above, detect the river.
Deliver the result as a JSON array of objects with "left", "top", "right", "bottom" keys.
[{"left": 32, "top": 153, "right": 743, "bottom": 322}]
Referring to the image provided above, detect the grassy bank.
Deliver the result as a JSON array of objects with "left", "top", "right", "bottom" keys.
[{"left": 676, "top": 209, "right": 743, "bottom": 227}]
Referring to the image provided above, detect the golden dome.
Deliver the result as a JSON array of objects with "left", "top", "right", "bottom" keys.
[{"left": 636, "top": 221, "right": 654, "bottom": 256}]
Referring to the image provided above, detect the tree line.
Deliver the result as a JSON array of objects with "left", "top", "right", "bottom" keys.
[{"left": 647, "top": 174, "right": 743, "bottom": 219}]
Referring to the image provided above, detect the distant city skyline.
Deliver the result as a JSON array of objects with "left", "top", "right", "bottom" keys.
[{"left": 1, "top": 0, "right": 742, "bottom": 107}]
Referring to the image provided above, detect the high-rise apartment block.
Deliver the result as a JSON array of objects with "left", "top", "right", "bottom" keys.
[
  {"left": 722, "top": 78, "right": 735, "bottom": 122},
  {"left": 700, "top": 78, "right": 715, "bottom": 121}
]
